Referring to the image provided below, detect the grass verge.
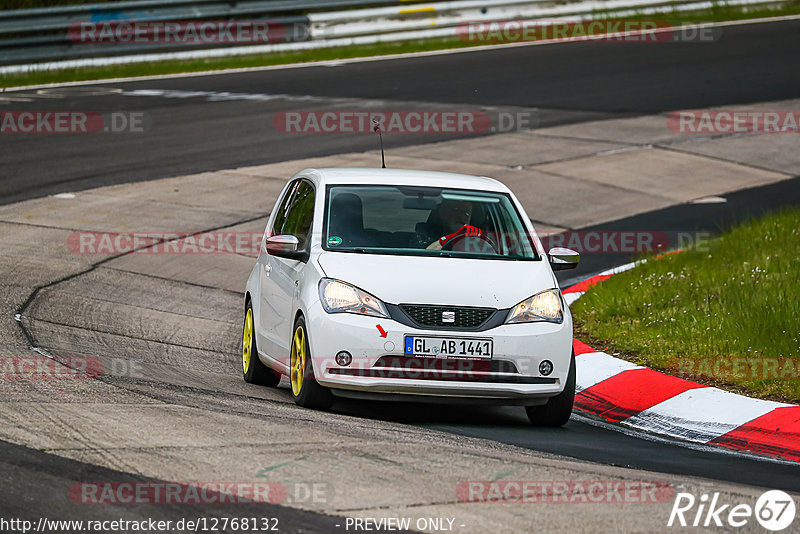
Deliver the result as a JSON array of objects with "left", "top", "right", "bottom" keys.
[
  {"left": 572, "top": 208, "right": 800, "bottom": 403},
  {"left": 2, "top": 3, "right": 800, "bottom": 89}
]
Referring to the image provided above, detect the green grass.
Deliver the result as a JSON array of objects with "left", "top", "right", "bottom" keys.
[
  {"left": 2, "top": 2, "right": 799, "bottom": 89},
  {"left": 572, "top": 208, "right": 800, "bottom": 402},
  {"left": 0, "top": 36, "right": 481, "bottom": 89}
]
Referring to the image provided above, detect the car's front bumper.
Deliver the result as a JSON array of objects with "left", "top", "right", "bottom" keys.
[{"left": 305, "top": 301, "right": 573, "bottom": 402}]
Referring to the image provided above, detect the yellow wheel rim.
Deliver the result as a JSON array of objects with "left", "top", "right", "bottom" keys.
[
  {"left": 242, "top": 308, "right": 253, "bottom": 374},
  {"left": 290, "top": 325, "right": 306, "bottom": 396}
]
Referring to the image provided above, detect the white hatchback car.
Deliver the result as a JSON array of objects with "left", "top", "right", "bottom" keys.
[{"left": 242, "top": 168, "right": 579, "bottom": 426}]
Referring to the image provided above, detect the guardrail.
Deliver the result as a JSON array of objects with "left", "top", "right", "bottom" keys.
[
  {"left": 0, "top": 0, "right": 403, "bottom": 66},
  {"left": 0, "top": 0, "right": 784, "bottom": 74}
]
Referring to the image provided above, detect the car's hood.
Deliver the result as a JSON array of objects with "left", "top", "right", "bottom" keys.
[{"left": 316, "top": 251, "right": 556, "bottom": 308}]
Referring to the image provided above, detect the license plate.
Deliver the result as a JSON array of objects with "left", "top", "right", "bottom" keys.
[{"left": 404, "top": 336, "right": 493, "bottom": 359}]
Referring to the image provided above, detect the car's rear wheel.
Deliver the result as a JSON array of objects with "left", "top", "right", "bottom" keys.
[
  {"left": 242, "top": 302, "right": 281, "bottom": 386},
  {"left": 526, "top": 351, "right": 575, "bottom": 427},
  {"left": 290, "top": 316, "right": 333, "bottom": 410}
]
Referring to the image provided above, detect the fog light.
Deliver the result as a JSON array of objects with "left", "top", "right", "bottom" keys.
[
  {"left": 335, "top": 351, "right": 352, "bottom": 366},
  {"left": 539, "top": 360, "right": 553, "bottom": 376}
]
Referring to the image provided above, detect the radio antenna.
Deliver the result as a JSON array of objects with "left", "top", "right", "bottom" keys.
[{"left": 372, "top": 119, "right": 386, "bottom": 168}]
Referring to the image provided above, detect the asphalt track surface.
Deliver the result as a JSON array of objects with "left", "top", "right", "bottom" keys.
[
  {"left": 0, "top": 440, "right": 352, "bottom": 532},
  {"left": 2, "top": 17, "right": 800, "bottom": 517},
  {"left": 2, "top": 18, "right": 800, "bottom": 204}
]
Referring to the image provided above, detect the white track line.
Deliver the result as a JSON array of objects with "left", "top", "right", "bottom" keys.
[
  {"left": 624, "top": 388, "right": 791, "bottom": 443},
  {"left": 575, "top": 351, "right": 642, "bottom": 392}
]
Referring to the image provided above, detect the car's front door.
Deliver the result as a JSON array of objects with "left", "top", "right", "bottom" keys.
[{"left": 259, "top": 179, "right": 315, "bottom": 367}]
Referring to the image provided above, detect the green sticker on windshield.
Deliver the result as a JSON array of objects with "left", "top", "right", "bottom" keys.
[{"left": 328, "top": 236, "right": 342, "bottom": 246}]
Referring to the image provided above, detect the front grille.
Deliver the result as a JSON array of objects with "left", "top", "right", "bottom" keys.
[
  {"left": 373, "top": 356, "right": 518, "bottom": 374},
  {"left": 399, "top": 305, "right": 494, "bottom": 328}
]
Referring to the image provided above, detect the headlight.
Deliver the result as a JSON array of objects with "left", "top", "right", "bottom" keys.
[
  {"left": 505, "top": 288, "right": 563, "bottom": 324},
  {"left": 318, "top": 279, "right": 389, "bottom": 318}
]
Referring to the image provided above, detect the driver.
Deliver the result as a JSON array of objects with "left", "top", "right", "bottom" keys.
[{"left": 425, "top": 199, "right": 482, "bottom": 250}]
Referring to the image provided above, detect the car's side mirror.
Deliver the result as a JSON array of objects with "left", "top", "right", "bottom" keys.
[
  {"left": 265, "top": 235, "right": 308, "bottom": 262},
  {"left": 548, "top": 247, "right": 579, "bottom": 271}
]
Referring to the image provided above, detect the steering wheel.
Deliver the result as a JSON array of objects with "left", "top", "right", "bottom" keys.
[{"left": 441, "top": 231, "right": 498, "bottom": 253}]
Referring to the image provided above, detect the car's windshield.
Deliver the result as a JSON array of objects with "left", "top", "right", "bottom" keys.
[{"left": 323, "top": 184, "right": 539, "bottom": 260}]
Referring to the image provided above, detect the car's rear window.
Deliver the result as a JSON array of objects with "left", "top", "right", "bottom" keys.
[{"left": 322, "top": 184, "right": 538, "bottom": 260}]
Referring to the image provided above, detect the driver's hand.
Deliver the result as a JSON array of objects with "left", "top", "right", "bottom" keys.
[{"left": 438, "top": 224, "right": 482, "bottom": 247}]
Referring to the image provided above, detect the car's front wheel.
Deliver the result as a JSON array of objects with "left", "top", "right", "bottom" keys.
[
  {"left": 242, "top": 301, "right": 281, "bottom": 387},
  {"left": 290, "top": 316, "right": 333, "bottom": 410},
  {"left": 526, "top": 351, "right": 575, "bottom": 427}
]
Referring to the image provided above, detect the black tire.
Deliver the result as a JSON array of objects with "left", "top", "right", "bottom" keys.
[
  {"left": 290, "top": 316, "right": 333, "bottom": 410},
  {"left": 242, "top": 301, "right": 281, "bottom": 387},
  {"left": 526, "top": 351, "right": 576, "bottom": 427}
]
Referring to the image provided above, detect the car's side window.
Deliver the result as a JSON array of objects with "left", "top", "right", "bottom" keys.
[
  {"left": 271, "top": 180, "right": 301, "bottom": 237},
  {"left": 275, "top": 180, "right": 315, "bottom": 250}
]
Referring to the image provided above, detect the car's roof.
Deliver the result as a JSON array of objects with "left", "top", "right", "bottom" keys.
[{"left": 297, "top": 168, "right": 509, "bottom": 192}]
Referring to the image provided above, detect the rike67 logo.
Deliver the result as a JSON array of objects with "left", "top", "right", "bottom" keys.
[{"left": 668, "top": 490, "right": 797, "bottom": 531}]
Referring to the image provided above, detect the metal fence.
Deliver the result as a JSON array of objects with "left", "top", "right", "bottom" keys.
[{"left": 0, "top": 0, "right": 403, "bottom": 65}]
